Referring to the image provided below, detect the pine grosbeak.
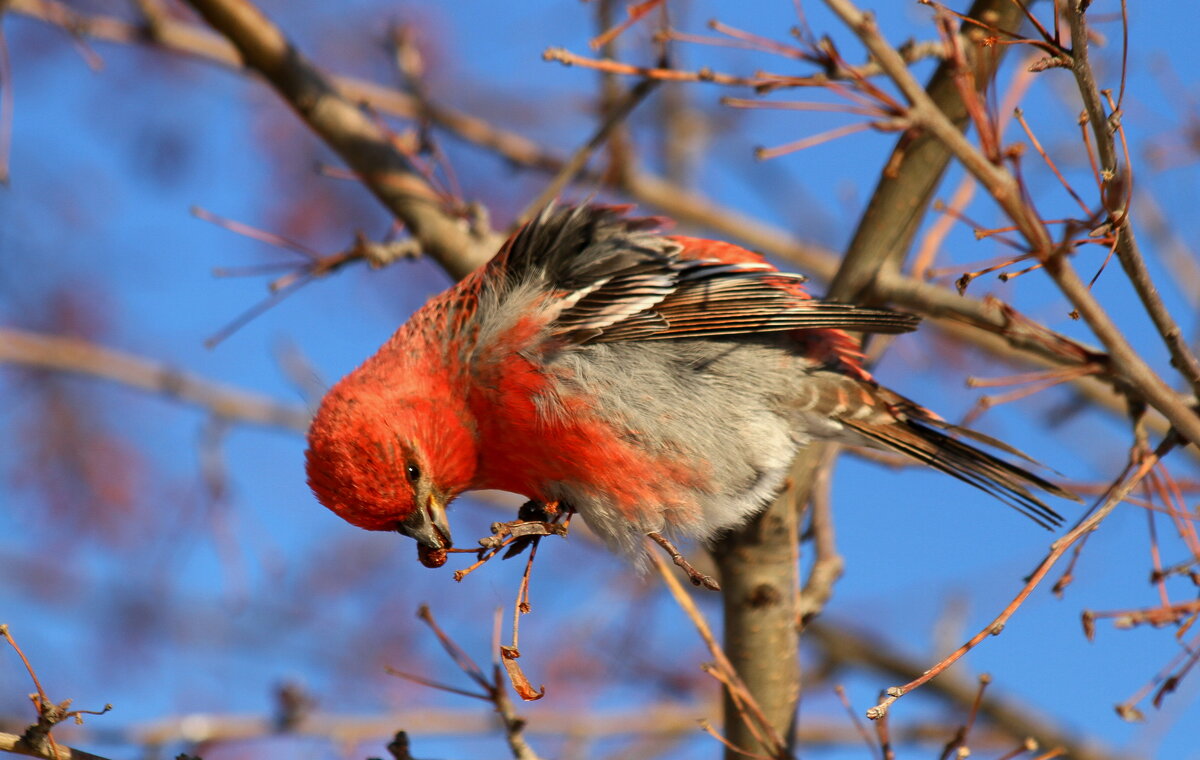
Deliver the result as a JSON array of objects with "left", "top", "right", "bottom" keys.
[{"left": 306, "top": 205, "right": 1071, "bottom": 568}]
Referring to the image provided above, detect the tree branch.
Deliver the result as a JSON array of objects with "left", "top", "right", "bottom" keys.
[
  {"left": 181, "top": 0, "right": 497, "bottom": 280},
  {"left": 710, "top": 465, "right": 801, "bottom": 758},
  {"left": 3, "top": 708, "right": 1032, "bottom": 754},
  {"left": 1065, "top": 5, "right": 1200, "bottom": 397},
  {"left": 12, "top": 0, "right": 1172, "bottom": 437},
  {"left": 0, "top": 327, "right": 309, "bottom": 431},
  {"left": 0, "top": 732, "right": 111, "bottom": 760},
  {"left": 821, "top": 0, "right": 1200, "bottom": 449},
  {"left": 720, "top": 1, "right": 1061, "bottom": 754},
  {"left": 805, "top": 622, "right": 1123, "bottom": 760}
]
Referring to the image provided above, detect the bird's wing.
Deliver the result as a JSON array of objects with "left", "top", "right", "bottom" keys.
[{"left": 492, "top": 205, "right": 920, "bottom": 345}]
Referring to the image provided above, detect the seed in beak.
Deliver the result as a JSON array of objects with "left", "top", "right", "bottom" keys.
[{"left": 417, "top": 544, "right": 448, "bottom": 568}]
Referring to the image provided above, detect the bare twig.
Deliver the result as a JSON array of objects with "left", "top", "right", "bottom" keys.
[
  {"left": 939, "top": 674, "right": 990, "bottom": 760},
  {"left": 648, "top": 549, "right": 790, "bottom": 758},
  {"left": 806, "top": 622, "right": 1122, "bottom": 760},
  {"left": 1065, "top": 5, "right": 1200, "bottom": 397},
  {"left": 0, "top": 626, "right": 113, "bottom": 760},
  {"left": 833, "top": 685, "right": 879, "bottom": 759},
  {"left": 647, "top": 531, "right": 720, "bottom": 590},
  {"left": 664, "top": 23, "right": 947, "bottom": 82},
  {"left": 864, "top": 433, "right": 1177, "bottom": 721},
  {"left": 517, "top": 74, "right": 660, "bottom": 225},
  {"left": 394, "top": 606, "right": 544, "bottom": 760},
  {"left": 543, "top": 47, "right": 777, "bottom": 88},
  {"left": 828, "top": 0, "right": 1028, "bottom": 305}
]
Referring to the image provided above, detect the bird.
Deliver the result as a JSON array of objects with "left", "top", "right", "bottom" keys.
[{"left": 305, "top": 204, "right": 1073, "bottom": 582}]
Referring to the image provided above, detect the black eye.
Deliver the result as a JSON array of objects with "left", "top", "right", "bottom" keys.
[{"left": 405, "top": 463, "right": 421, "bottom": 484}]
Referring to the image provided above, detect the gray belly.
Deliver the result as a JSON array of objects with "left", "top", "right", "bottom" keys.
[{"left": 534, "top": 338, "right": 808, "bottom": 558}]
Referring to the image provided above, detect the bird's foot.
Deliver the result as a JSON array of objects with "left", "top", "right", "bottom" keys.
[
  {"left": 453, "top": 504, "right": 572, "bottom": 582},
  {"left": 473, "top": 518, "right": 567, "bottom": 551},
  {"left": 476, "top": 501, "right": 571, "bottom": 559},
  {"left": 647, "top": 531, "right": 720, "bottom": 591}
]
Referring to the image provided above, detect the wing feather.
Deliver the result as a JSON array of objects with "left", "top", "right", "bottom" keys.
[
  {"left": 494, "top": 204, "right": 920, "bottom": 345},
  {"left": 556, "top": 255, "right": 919, "bottom": 343}
]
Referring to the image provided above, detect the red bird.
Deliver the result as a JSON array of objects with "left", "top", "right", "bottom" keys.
[{"left": 306, "top": 205, "right": 1071, "bottom": 572}]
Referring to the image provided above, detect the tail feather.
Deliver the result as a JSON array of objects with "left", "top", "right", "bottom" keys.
[
  {"left": 843, "top": 417, "right": 1073, "bottom": 529},
  {"left": 906, "top": 411, "right": 1063, "bottom": 472}
]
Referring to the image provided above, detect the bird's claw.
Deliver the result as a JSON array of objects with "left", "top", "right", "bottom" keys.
[
  {"left": 476, "top": 502, "right": 571, "bottom": 559},
  {"left": 477, "top": 519, "right": 568, "bottom": 548}
]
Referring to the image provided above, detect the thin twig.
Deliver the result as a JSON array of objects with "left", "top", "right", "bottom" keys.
[
  {"left": 543, "top": 47, "right": 786, "bottom": 88},
  {"left": 647, "top": 550, "right": 790, "bottom": 758},
  {"left": 0, "top": 626, "right": 113, "bottom": 760},
  {"left": 833, "top": 685, "right": 879, "bottom": 759},
  {"left": 822, "top": 0, "right": 1200, "bottom": 448},
  {"left": 865, "top": 432, "right": 1178, "bottom": 720},
  {"left": 517, "top": 74, "right": 660, "bottom": 225},
  {"left": 1065, "top": 5, "right": 1200, "bottom": 398}
]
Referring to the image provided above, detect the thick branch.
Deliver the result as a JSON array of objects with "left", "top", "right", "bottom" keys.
[
  {"left": 744, "top": 0, "right": 1021, "bottom": 750},
  {"left": 181, "top": 0, "right": 497, "bottom": 280},
  {"left": 711, "top": 459, "right": 803, "bottom": 758},
  {"left": 829, "top": 0, "right": 1026, "bottom": 302},
  {"left": 0, "top": 731, "right": 111, "bottom": 760},
  {"left": 715, "top": 2, "right": 1054, "bottom": 754}
]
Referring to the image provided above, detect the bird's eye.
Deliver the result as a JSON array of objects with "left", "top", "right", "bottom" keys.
[{"left": 405, "top": 463, "right": 421, "bottom": 483}]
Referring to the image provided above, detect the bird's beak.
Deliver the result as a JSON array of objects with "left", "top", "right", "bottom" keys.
[{"left": 398, "top": 493, "right": 453, "bottom": 549}]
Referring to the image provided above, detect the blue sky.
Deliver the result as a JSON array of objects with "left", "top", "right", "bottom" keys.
[{"left": 2, "top": 1, "right": 1199, "bottom": 758}]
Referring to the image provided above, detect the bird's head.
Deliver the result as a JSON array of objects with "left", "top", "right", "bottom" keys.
[{"left": 305, "top": 378, "right": 459, "bottom": 567}]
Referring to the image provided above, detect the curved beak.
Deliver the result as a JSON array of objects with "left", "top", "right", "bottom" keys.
[{"left": 398, "top": 493, "right": 453, "bottom": 549}]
